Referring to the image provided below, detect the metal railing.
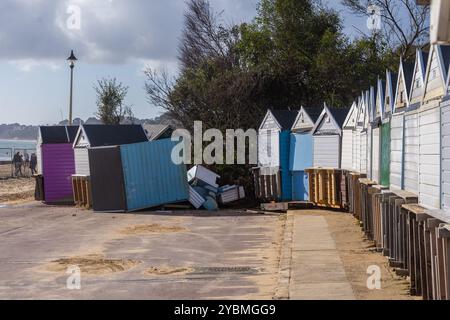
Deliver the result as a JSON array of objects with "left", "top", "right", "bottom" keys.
[{"left": 0, "top": 147, "right": 37, "bottom": 179}]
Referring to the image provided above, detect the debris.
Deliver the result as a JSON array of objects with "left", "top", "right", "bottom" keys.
[
  {"left": 218, "top": 185, "right": 245, "bottom": 204},
  {"left": 203, "top": 196, "right": 219, "bottom": 211},
  {"left": 187, "top": 165, "right": 220, "bottom": 188}
]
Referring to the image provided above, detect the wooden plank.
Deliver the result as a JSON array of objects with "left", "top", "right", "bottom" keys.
[{"left": 261, "top": 202, "right": 288, "bottom": 212}]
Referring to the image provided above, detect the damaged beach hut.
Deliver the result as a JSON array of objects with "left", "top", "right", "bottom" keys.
[
  {"left": 35, "top": 126, "right": 79, "bottom": 203},
  {"left": 311, "top": 105, "right": 349, "bottom": 169},
  {"left": 256, "top": 109, "right": 298, "bottom": 201},
  {"left": 88, "top": 139, "right": 189, "bottom": 212},
  {"left": 289, "top": 106, "right": 322, "bottom": 200},
  {"left": 72, "top": 124, "right": 148, "bottom": 176}
]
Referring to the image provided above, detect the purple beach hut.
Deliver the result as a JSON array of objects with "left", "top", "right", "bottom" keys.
[{"left": 36, "top": 126, "right": 79, "bottom": 204}]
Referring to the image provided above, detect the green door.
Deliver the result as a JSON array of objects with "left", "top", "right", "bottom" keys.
[{"left": 380, "top": 122, "right": 391, "bottom": 186}]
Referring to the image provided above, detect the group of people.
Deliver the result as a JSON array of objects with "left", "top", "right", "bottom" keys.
[{"left": 12, "top": 151, "right": 38, "bottom": 177}]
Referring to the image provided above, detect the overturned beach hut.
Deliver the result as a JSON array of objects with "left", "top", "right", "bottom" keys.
[
  {"left": 341, "top": 102, "right": 358, "bottom": 171},
  {"left": 89, "top": 139, "right": 189, "bottom": 212},
  {"left": 312, "top": 105, "right": 349, "bottom": 169},
  {"left": 420, "top": 45, "right": 450, "bottom": 209},
  {"left": 258, "top": 109, "right": 298, "bottom": 201},
  {"left": 72, "top": 124, "right": 148, "bottom": 176},
  {"left": 36, "top": 126, "right": 79, "bottom": 203},
  {"left": 289, "top": 106, "right": 321, "bottom": 200}
]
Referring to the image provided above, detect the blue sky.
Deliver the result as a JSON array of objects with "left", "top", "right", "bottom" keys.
[{"left": 0, "top": 0, "right": 366, "bottom": 125}]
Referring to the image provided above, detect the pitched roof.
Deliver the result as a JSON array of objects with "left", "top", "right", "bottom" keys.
[
  {"left": 421, "top": 50, "right": 429, "bottom": 70},
  {"left": 79, "top": 125, "right": 148, "bottom": 147},
  {"left": 328, "top": 107, "right": 350, "bottom": 128},
  {"left": 270, "top": 110, "right": 298, "bottom": 130},
  {"left": 301, "top": 107, "right": 322, "bottom": 123},
  {"left": 39, "top": 126, "right": 79, "bottom": 144},
  {"left": 143, "top": 124, "right": 173, "bottom": 141},
  {"left": 403, "top": 61, "right": 415, "bottom": 97},
  {"left": 441, "top": 45, "right": 450, "bottom": 74}
]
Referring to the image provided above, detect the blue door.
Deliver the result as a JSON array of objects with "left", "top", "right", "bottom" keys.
[{"left": 292, "top": 171, "right": 309, "bottom": 201}]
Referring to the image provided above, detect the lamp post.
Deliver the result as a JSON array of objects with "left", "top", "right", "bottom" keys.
[{"left": 67, "top": 50, "right": 77, "bottom": 125}]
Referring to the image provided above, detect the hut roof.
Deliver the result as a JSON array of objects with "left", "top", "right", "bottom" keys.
[
  {"left": 78, "top": 125, "right": 148, "bottom": 147},
  {"left": 270, "top": 110, "right": 298, "bottom": 130},
  {"left": 39, "top": 126, "right": 79, "bottom": 144}
]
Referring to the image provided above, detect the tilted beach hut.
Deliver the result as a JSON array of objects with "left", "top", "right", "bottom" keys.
[
  {"left": 289, "top": 106, "right": 322, "bottom": 200},
  {"left": 420, "top": 45, "right": 450, "bottom": 209},
  {"left": 258, "top": 109, "right": 298, "bottom": 201},
  {"left": 341, "top": 102, "right": 358, "bottom": 171},
  {"left": 89, "top": 139, "right": 189, "bottom": 212},
  {"left": 393, "top": 58, "right": 415, "bottom": 191},
  {"left": 36, "top": 126, "right": 79, "bottom": 203},
  {"left": 72, "top": 124, "right": 148, "bottom": 176},
  {"left": 312, "top": 105, "right": 349, "bottom": 168}
]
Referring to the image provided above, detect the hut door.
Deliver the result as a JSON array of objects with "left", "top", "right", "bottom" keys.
[{"left": 380, "top": 122, "right": 391, "bottom": 186}]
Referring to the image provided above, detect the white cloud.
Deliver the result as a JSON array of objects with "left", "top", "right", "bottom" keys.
[{"left": 0, "top": 0, "right": 257, "bottom": 70}]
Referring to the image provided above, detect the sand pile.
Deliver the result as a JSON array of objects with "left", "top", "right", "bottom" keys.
[
  {"left": 47, "top": 254, "right": 140, "bottom": 275},
  {"left": 144, "top": 266, "right": 194, "bottom": 276},
  {"left": 120, "top": 224, "right": 186, "bottom": 235}
]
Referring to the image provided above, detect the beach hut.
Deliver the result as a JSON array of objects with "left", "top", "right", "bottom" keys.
[
  {"left": 341, "top": 102, "right": 358, "bottom": 171},
  {"left": 311, "top": 105, "right": 349, "bottom": 168},
  {"left": 379, "top": 69, "right": 396, "bottom": 188},
  {"left": 289, "top": 106, "right": 322, "bottom": 200},
  {"left": 258, "top": 109, "right": 298, "bottom": 201},
  {"left": 72, "top": 124, "right": 148, "bottom": 176},
  {"left": 393, "top": 59, "right": 415, "bottom": 191},
  {"left": 440, "top": 58, "right": 450, "bottom": 213},
  {"left": 353, "top": 97, "right": 363, "bottom": 172},
  {"left": 420, "top": 45, "right": 450, "bottom": 209},
  {"left": 371, "top": 78, "right": 385, "bottom": 183},
  {"left": 36, "top": 126, "right": 79, "bottom": 203},
  {"left": 355, "top": 92, "right": 369, "bottom": 174},
  {"left": 367, "top": 86, "right": 377, "bottom": 179},
  {"left": 88, "top": 139, "right": 189, "bottom": 212}
]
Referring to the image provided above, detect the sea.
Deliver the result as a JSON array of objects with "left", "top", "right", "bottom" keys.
[{"left": 0, "top": 140, "right": 37, "bottom": 161}]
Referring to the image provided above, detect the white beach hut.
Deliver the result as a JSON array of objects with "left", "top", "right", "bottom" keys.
[
  {"left": 341, "top": 102, "right": 358, "bottom": 171},
  {"left": 420, "top": 45, "right": 450, "bottom": 209}
]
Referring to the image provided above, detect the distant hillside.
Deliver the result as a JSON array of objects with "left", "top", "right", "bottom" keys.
[
  {"left": 0, "top": 113, "right": 179, "bottom": 140},
  {"left": 0, "top": 124, "right": 39, "bottom": 140}
]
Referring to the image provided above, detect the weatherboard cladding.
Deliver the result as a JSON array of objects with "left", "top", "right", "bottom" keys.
[
  {"left": 41, "top": 144, "right": 75, "bottom": 203},
  {"left": 403, "top": 111, "right": 419, "bottom": 194},
  {"left": 74, "top": 148, "right": 90, "bottom": 176},
  {"left": 341, "top": 129, "right": 353, "bottom": 170},
  {"left": 390, "top": 113, "right": 404, "bottom": 190},
  {"left": 441, "top": 99, "right": 450, "bottom": 213},
  {"left": 372, "top": 127, "right": 380, "bottom": 183},
  {"left": 419, "top": 106, "right": 440, "bottom": 209},
  {"left": 289, "top": 132, "right": 313, "bottom": 171},
  {"left": 120, "top": 140, "right": 189, "bottom": 211}
]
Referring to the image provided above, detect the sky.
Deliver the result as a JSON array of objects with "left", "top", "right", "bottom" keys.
[{"left": 0, "top": 0, "right": 367, "bottom": 126}]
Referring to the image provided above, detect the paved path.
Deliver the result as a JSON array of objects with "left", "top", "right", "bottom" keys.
[{"left": 289, "top": 215, "right": 355, "bottom": 300}]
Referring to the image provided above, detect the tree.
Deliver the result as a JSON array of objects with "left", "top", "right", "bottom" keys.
[
  {"left": 342, "top": 0, "right": 430, "bottom": 59},
  {"left": 94, "top": 78, "right": 133, "bottom": 125}
]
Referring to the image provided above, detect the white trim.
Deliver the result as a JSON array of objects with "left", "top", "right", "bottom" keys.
[
  {"left": 311, "top": 105, "right": 342, "bottom": 136},
  {"left": 422, "top": 45, "right": 448, "bottom": 103},
  {"left": 258, "top": 110, "right": 282, "bottom": 131}
]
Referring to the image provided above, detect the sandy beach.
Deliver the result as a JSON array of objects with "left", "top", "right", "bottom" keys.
[{"left": 0, "top": 177, "right": 35, "bottom": 204}]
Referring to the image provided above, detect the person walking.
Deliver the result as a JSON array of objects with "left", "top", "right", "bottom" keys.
[
  {"left": 30, "top": 153, "right": 37, "bottom": 175},
  {"left": 13, "top": 152, "right": 21, "bottom": 177}
]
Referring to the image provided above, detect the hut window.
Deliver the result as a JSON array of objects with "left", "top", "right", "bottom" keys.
[
  {"left": 325, "top": 115, "right": 330, "bottom": 123},
  {"left": 416, "top": 79, "right": 420, "bottom": 88},
  {"left": 433, "top": 69, "right": 437, "bottom": 79},
  {"left": 400, "top": 91, "right": 404, "bottom": 103}
]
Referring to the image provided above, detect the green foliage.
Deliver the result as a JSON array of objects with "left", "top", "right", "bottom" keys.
[{"left": 95, "top": 78, "right": 133, "bottom": 125}]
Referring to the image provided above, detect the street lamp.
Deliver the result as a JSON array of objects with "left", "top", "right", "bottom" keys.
[{"left": 67, "top": 50, "right": 77, "bottom": 125}]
